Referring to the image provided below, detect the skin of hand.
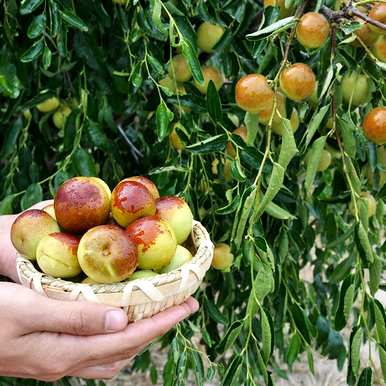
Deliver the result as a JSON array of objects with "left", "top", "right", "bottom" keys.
[{"left": 0, "top": 200, "right": 199, "bottom": 380}]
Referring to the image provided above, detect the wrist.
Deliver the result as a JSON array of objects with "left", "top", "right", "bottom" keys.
[{"left": 0, "top": 215, "right": 19, "bottom": 282}]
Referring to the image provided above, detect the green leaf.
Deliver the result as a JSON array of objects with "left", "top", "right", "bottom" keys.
[
  {"left": 351, "top": 327, "right": 363, "bottom": 376},
  {"left": 379, "top": 345, "right": 386, "bottom": 382},
  {"left": 42, "top": 46, "right": 52, "bottom": 70},
  {"left": 60, "top": 10, "right": 89, "bottom": 32},
  {"left": 20, "top": 0, "right": 44, "bottom": 15},
  {"left": 369, "top": 256, "right": 381, "bottom": 295},
  {"left": 0, "top": 196, "right": 15, "bottom": 215},
  {"left": 343, "top": 283, "right": 355, "bottom": 322},
  {"left": 338, "top": 115, "right": 357, "bottom": 159},
  {"left": 286, "top": 334, "right": 301, "bottom": 366},
  {"left": 150, "top": 0, "right": 168, "bottom": 35},
  {"left": 374, "top": 301, "right": 386, "bottom": 346},
  {"left": 181, "top": 39, "right": 203, "bottom": 84},
  {"left": 27, "top": 14, "right": 46, "bottom": 39},
  {"left": 278, "top": 119, "right": 298, "bottom": 169},
  {"left": 261, "top": 308, "right": 272, "bottom": 363},
  {"left": 305, "top": 136, "right": 327, "bottom": 199},
  {"left": 72, "top": 148, "right": 97, "bottom": 177},
  {"left": 156, "top": 101, "right": 174, "bottom": 140},
  {"left": 205, "top": 298, "right": 228, "bottom": 324},
  {"left": 357, "top": 367, "right": 372, "bottom": 386},
  {"left": 20, "top": 184, "right": 43, "bottom": 210},
  {"left": 0, "top": 64, "right": 22, "bottom": 99},
  {"left": 191, "top": 351, "right": 204, "bottom": 386},
  {"left": 356, "top": 222, "right": 374, "bottom": 263},
  {"left": 303, "top": 105, "right": 330, "bottom": 149},
  {"left": 222, "top": 356, "right": 242, "bottom": 386},
  {"left": 206, "top": 81, "right": 222, "bottom": 122},
  {"left": 20, "top": 39, "right": 44, "bottom": 63},
  {"left": 265, "top": 201, "right": 295, "bottom": 220},
  {"left": 246, "top": 17, "right": 295, "bottom": 38},
  {"left": 186, "top": 134, "right": 228, "bottom": 153},
  {"left": 290, "top": 304, "right": 312, "bottom": 344},
  {"left": 244, "top": 112, "right": 259, "bottom": 145}
]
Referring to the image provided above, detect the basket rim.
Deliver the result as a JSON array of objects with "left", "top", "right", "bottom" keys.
[{"left": 16, "top": 220, "right": 214, "bottom": 295}]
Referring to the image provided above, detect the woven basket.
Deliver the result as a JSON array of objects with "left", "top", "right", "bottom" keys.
[{"left": 16, "top": 221, "right": 213, "bottom": 321}]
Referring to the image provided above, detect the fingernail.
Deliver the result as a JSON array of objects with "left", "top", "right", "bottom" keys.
[{"left": 105, "top": 310, "right": 127, "bottom": 332}]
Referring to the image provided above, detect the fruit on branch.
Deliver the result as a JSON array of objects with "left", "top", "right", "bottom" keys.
[
  {"left": 369, "top": 3, "right": 386, "bottom": 34},
  {"left": 168, "top": 55, "right": 192, "bottom": 82},
  {"left": 161, "top": 245, "right": 193, "bottom": 273},
  {"left": 355, "top": 23, "right": 378, "bottom": 47},
  {"left": 53, "top": 105, "right": 71, "bottom": 129},
  {"left": 317, "top": 149, "right": 332, "bottom": 172},
  {"left": 111, "top": 180, "right": 156, "bottom": 227},
  {"left": 363, "top": 107, "right": 386, "bottom": 145},
  {"left": 235, "top": 74, "right": 274, "bottom": 112},
  {"left": 155, "top": 196, "right": 193, "bottom": 244},
  {"left": 211, "top": 243, "right": 233, "bottom": 271},
  {"left": 126, "top": 216, "right": 177, "bottom": 271},
  {"left": 341, "top": 72, "right": 371, "bottom": 106},
  {"left": 55, "top": 177, "right": 111, "bottom": 233},
  {"left": 122, "top": 176, "right": 160, "bottom": 199},
  {"left": 226, "top": 126, "right": 248, "bottom": 159},
  {"left": 263, "top": 0, "right": 294, "bottom": 18},
  {"left": 279, "top": 63, "right": 316, "bottom": 102},
  {"left": 349, "top": 192, "right": 377, "bottom": 218},
  {"left": 11, "top": 209, "right": 60, "bottom": 260},
  {"left": 194, "top": 66, "right": 224, "bottom": 94},
  {"left": 78, "top": 225, "right": 138, "bottom": 283},
  {"left": 36, "top": 96, "right": 60, "bottom": 113},
  {"left": 196, "top": 22, "right": 224, "bottom": 53},
  {"left": 36, "top": 232, "right": 81, "bottom": 278},
  {"left": 128, "top": 270, "right": 158, "bottom": 280},
  {"left": 373, "top": 35, "right": 386, "bottom": 62},
  {"left": 42, "top": 204, "right": 56, "bottom": 220},
  {"left": 296, "top": 12, "right": 330, "bottom": 49},
  {"left": 159, "top": 75, "right": 185, "bottom": 95}
]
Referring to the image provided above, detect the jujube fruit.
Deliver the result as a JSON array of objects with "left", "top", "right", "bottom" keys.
[
  {"left": 78, "top": 225, "right": 138, "bottom": 283},
  {"left": 122, "top": 176, "right": 160, "bottom": 199},
  {"left": 54, "top": 177, "right": 111, "bottom": 233},
  {"left": 11, "top": 209, "right": 60, "bottom": 260},
  {"left": 373, "top": 35, "right": 386, "bottom": 62},
  {"left": 42, "top": 204, "right": 56, "bottom": 220},
  {"left": 161, "top": 245, "right": 193, "bottom": 273},
  {"left": 279, "top": 63, "right": 316, "bottom": 102},
  {"left": 363, "top": 107, "right": 386, "bottom": 145},
  {"left": 36, "top": 232, "right": 81, "bottom": 278},
  {"left": 235, "top": 74, "right": 274, "bottom": 113},
  {"left": 296, "top": 12, "right": 330, "bottom": 49},
  {"left": 194, "top": 66, "right": 224, "bottom": 95},
  {"left": 53, "top": 105, "right": 71, "bottom": 129},
  {"left": 196, "top": 22, "right": 224, "bottom": 53},
  {"left": 126, "top": 216, "right": 177, "bottom": 271},
  {"left": 111, "top": 180, "right": 156, "bottom": 227},
  {"left": 155, "top": 196, "right": 193, "bottom": 244},
  {"left": 226, "top": 127, "right": 248, "bottom": 159},
  {"left": 341, "top": 72, "right": 371, "bottom": 106},
  {"left": 36, "top": 96, "right": 60, "bottom": 113},
  {"left": 349, "top": 192, "right": 377, "bottom": 218},
  {"left": 369, "top": 3, "right": 386, "bottom": 34},
  {"left": 212, "top": 243, "right": 233, "bottom": 271},
  {"left": 355, "top": 23, "right": 378, "bottom": 47},
  {"left": 128, "top": 270, "right": 158, "bottom": 280},
  {"left": 168, "top": 55, "right": 192, "bottom": 82},
  {"left": 317, "top": 149, "right": 332, "bottom": 172},
  {"left": 263, "top": 0, "right": 294, "bottom": 18}
]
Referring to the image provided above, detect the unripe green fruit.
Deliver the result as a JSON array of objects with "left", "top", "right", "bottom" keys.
[
  {"left": 341, "top": 72, "right": 370, "bottom": 106},
  {"left": 36, "top": 97, "right": 60, "bottom": 113},
  {"left": 11, "top": 210, "right": 60, "bottom": 260},
  {"left": 349, "top": 192, "right": 377, "bottom": 218},
  {"left": 212, "top": 243, "right": 233, "bottom": 271},
  {"left": 161, "top": 245, "right": 193, "bottom": 273},
  {"left": 53, "top": 105, "right": 71, "bottom": 129},
  {"left": 263, "top": 0, "right": 294, "bottom": 18},
  {"left": 194, "top": 66, "right": 224, "bottom": 95},
  {"left": 373, "top": 35, "right": 386, "bottom": 62},
  {"left": 168, "top": 55, "right": 192, "bottom": 82},
  {"left": 317, "top": 149, "right": 332, "bottom": 172},
  {"left": 128, "top": 270, "right": 158, "bottom": 280},
  {"left": 197, "top": 22, "right": 224, "bottom": 53},
  {"left": 36, "top": 232, "right": 81, "bottom": 278}
]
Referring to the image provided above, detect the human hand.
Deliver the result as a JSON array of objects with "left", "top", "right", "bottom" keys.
[
  {"left": 0, "top": 199, "right": 53, "bottom": 282},
  {"left": 0, "top": 282, "right": 199, "bottom": 380}
]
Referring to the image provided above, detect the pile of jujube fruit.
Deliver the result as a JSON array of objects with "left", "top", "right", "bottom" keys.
[{"left": 11, "top": 176, "right": 194, "bottom": 284}]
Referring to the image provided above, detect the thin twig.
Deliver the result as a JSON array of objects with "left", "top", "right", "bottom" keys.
[
  {"left": 349, "top": 5, "right": 386, "bottom": 30},
  {"left": 116, "top": 124, "right": 143, "bottom": 162}
]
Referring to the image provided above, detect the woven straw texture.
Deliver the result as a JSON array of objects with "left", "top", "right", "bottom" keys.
[{"left": 16, "top": 221, "right": 213, "bottom": 321}]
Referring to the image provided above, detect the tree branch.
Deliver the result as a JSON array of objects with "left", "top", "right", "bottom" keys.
[{"left": 349, "top": 6, "right": 386, "bottom": 31}]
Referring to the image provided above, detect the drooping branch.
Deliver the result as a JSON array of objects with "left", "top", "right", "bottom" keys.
[{"left": 349, "top": 6, "right": 386, "bottom": 30}]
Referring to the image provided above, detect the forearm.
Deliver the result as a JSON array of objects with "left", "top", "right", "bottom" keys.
[{"left": 0, "top": 214, "right": 18, "bottom": 282}]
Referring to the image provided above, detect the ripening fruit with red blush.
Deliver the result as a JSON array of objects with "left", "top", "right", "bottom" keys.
[
  {"left": 296, "top": 12, "right": 330, "bottom": 49},
  {"left": 363, "top": 107, "right": 386, "bottom": 145}
]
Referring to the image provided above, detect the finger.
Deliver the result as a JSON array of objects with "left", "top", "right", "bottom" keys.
[
  {"left": 69, "top": 359, "right": 130, "bottom": 380},
  {"left": 69, "top": 298, "right": 199, "bottom": 364},
  {"left": 12, "top": 286, "right": 128, "bottom": 335}
]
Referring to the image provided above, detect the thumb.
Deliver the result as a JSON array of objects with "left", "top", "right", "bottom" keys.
[{"left": 10, "top": 285, "right": 128, "bottom": 335}]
